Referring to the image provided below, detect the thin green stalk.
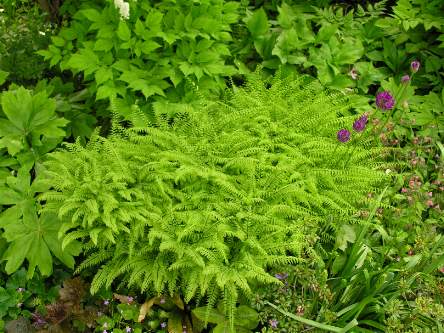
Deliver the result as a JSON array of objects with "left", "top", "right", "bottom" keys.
[{"left": 265, "top": 301, "right": 359, "bottom": 333}]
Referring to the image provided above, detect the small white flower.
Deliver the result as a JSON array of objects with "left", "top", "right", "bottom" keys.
[
  {"left": 114, "top": 0, "right": 130, "bottom": 19},
  {"left": 385, "top": 169, "right": 391, "bottom": 175},
  {"left": 38, "top": 31, "right": 46, "bottom": 36},
  {"left": 0, "top": 8, "right": 5, "bottom": 13}
]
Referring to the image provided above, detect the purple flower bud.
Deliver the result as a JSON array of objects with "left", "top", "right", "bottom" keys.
[
  {"left": 103, "top": 299, "right": 110, "bottom": 306},
  {"left": 411, "top": 60, "right": 420, "bottom": 73},
  {"left": 401, "top": 75, "right": 410, "bottom": 83},
  {"left": 159, "top": 297, "right": 166, "bottom": 304},
  {"left": 376, "top": 91, "right": 395, "bottom": 111},
  {"left": 161, "top": 322, "right": 167, "bottom": 329},
  {"left": 127, "top": 296, "right": 134, "bottom": 304},
  {"left": 352, "top": 114, "right": 368, "bottom": 132},
  {"left": 269, "top": 319, "right": 278, "bottom": 329},
  {"left": 125, "top": 327, "right": 132, "bottom": 333},
  {"left": 337, "top": 129, "right": 351, "bottom": 143},
  {"left": 274, "top": 272, "right": 288, "bottom": 280}
]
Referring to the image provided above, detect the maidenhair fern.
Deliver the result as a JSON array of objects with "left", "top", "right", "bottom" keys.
[{"left": 40, "top": 70, "right": 388, "bottom": 330}]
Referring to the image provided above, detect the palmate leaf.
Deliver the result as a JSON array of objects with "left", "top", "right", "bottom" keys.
[
  {"left": 0, "top": 169, "right": 81, "bottom": 278},
  {"left": 0, "top": 205, "right": 81, "bottom": 278},
  {"left": 0, "top": 87, "right": 69, "bottom": 156}
]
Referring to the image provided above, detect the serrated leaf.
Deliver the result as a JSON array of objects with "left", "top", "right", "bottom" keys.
[
  {"left": 117, "top": 21, "right": 131, "bottom": 41},
  {"left": 141, "top": 40, "right": 161, "bottom": 54},
  {"left": 94, "top": 38, "right": 114, "bottom": 52},
  {"left": 95, "top": 67, "right": 113, "bottom": 85}
]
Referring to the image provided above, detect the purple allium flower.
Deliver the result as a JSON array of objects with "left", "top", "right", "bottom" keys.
[
  {"left": 161, "top": 322, "right": 167, "bottom": 329},
  {"left": 337, "top": 129, "right": 351, "bottom": 143},
  {"left": 352, "top": 114, "right": 368, "bottom": 132},
  {"left": 103, "top": 299, "right": 110, "bottom": 306},
  {"left": 103, "top": 331, "right": 108, "bottom": 333},
  {"left": 401, "top": 75, "right": 410, "bottom": 83},
  {"left": 274, "top": 272, "right": 288, "bottom": 280},
  {"left": 269, "top": 319, "right": 278, "bottom": 329},
  {"left": 411, "top": 60, "right": 420, "bottom": 73},
  {"left": 125, "top": 327, "right": 132, "bottom": 333},
  {"left": 127, "top": 296, "right": 134, "bottom": 304},
  {"left": 376, "top": 91, "right": 395, "bottom": 111}
]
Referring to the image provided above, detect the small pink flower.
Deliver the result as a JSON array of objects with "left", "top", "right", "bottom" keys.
[
  {"left": 411, "top": 60, "right": 420, "bottom": 73},
  {"left": 439, "top": 267, "right": 444, "bottom": 273},
  {"left": 408, "top": 249, "right": 414, "bottom": 256},
  {"left": 401, "top": 188, "right": 408, "bottom": 193},
  {"left": 350, "top": 68, "right": 358, "bottom": 80},
  {"left": 426, "top": 200, "right": 434, "bottom": 207},
  {"left": 427, "top": 192, "right": 433, "bottom": 197},
  {"left": 401, "top": 75, "right": 410, "bottom": 83}
]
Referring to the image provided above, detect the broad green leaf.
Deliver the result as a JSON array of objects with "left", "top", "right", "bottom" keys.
[
  {"left": 81, "top": 9, "right": 102, "bottom": 22},
  {"left": 94, "top": 38, "right": 114, "bottom": 52},
  {"left": 0, "top": 188, "right": 22, "bottom": 205},
  {"left": 334, "top": 39, "right": 364, "bottom": 65},
  {"left": 335, "top": 224, "right": 356, "bottom": 251},
  {"left": 192, "top": 307, "right": 225, "bottom": 324},
  {"left": 246, "top": 9, "right": 269, "bottom": 39},
  {"left": 141, "top": 40, "right": 161, "bottom": 54},
  {"left": 67, "top": 49, "right": 99, "bottom": 75},
  {"left": 316, "top": 24, "right": 338, "bottom": 42},
  {"left": 117, "top": 21, "right": 131, "bottom": 41},
  {"left": 235, "top": 306, "right": 259, "bottom": 329},
  {"left": 95, "top": 67, "right": 114, "bottom": 85},
  {"left": 1, "top": 87, "right": 33, "bottom": 130}
]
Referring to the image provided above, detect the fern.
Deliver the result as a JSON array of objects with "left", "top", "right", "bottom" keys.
[{"left": 40, "top": 70, "right": 388, "bottom": 331}]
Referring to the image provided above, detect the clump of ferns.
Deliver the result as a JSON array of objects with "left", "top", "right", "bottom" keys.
[{"left": 39, "top": 69, "right": 389, "bottom": 331}]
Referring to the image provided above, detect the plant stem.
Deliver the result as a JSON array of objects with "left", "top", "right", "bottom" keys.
[{"left": 265, "top": 301, "right": 359, "bottom": 332}]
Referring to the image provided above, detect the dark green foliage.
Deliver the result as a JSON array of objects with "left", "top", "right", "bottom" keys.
[
  {"left": 0, "top": 2, "right": 52, "bottom": 86},
  {"left": 40, "top": 71, "right": 387, "bottom": 329},
  {"left": 38, "top": 0, "right": 241, "bottom": 121}
]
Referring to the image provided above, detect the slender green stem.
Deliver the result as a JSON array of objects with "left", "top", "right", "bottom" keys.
[{"left": 265, "top": 301, "right": 359, "bottom": 332}]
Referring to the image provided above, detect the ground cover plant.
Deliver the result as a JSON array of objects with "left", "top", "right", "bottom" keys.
[{"left": 0, "top": 0, "right": 443, "bottom": 332}]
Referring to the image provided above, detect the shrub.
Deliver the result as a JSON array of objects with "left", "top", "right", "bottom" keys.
[{"left": 40, "top": 70, "right": 388, "bottom": 329}]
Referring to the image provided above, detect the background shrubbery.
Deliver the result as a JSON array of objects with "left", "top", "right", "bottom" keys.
[{"left": 0, "top": 0, "right": 443, "bottom": 332}]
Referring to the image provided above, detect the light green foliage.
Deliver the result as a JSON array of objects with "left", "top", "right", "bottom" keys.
[
  {"left": 0, "top": 86, "right": 79, "bottom": 278},
  {"left": 40, "top": 71, "right": 387, "bottom": 329},
  {"left": 0, "top": 86, "right": 69, "bottom": 165},
  {"left": 0, "top": 168, "right": 81, "bottom": 278},
  {"left": 38, "top": 0, "right": 240, "bottom": 120}
]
